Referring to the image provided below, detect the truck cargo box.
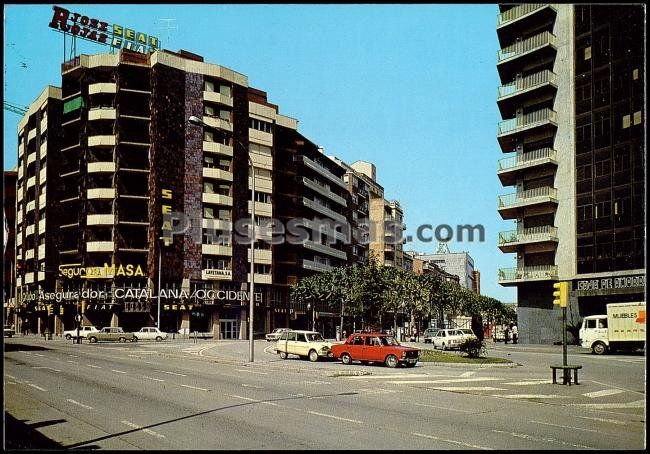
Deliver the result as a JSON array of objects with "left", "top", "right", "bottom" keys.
[{"left": 606, "top": 302, "right": 645, "bottom": 342}]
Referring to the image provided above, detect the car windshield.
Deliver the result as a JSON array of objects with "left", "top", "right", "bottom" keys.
[
  {"left": 306, "top": 333, "right": 324, "bottom": 342},
  {"left": 460, "top": 329, "right": 473, "bottom": 335},
  {"left": 380, "top": 336, "right": 400, "bottom": 346}
]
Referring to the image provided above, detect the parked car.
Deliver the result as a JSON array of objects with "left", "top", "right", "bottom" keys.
[
  {"left": 265, "top": 327, "right": 290, "bottom": 342},
  {"left": 457, "top": 328, "right": 478, "bottom": 341},
  {"left": 134, "top": 327, "right": 168, "bottom": 342},
  {"left": 330, "top": 332, "right": 420, "bottom": 368},
  {"left": 64, "top": 325, "right": 99, "bottom": 340},
  {"left": 423, "top": 328, "right": 437, "bottom": 344},
  {"left": 87, "top": 327, "right": 136, "bottom": 343},
  {"left": 3, "top": 325, "right": 15, "bottom": 337},
  {"left": 274, "top": 330, "right": 333, "bottom": 362},
  {"left": 430, "top": 329, "right": 466, "bottom": 351},
  {"left": 492, "top": 325, "right": 506, "bottom": 342}
]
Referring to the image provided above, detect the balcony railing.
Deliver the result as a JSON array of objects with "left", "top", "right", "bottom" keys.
[
  {"left": 498, "top": 108, "right": 557, "bottom": 136},
  {"left": 302, "top": 197, "right": 347, "bottom": 223},
  {"left": 498, "top": 186, "right": 557, "bottom": 209},
  {"left": 498, "top": 265, "right": 558, "bottom": 282},
  {"left": 302, "top": 177, "right": 347, "bottom": 206},
  {"left": 498, "top": 148, "right": 557, "bottom": 172},
  {"left": 301, "top": 156, "right": 347, "bottom": 189},
  {"left": 497, "top": 31, "right": 556, "bottom": 63},
  {"left": 497, "top": 4, "right": 553, "bottom": 27},
  {"left": 497, "top": 70, "right": 557, "bottom": 100},
  {"left": 302, "top": 259, "right": 333, "bottom": 273},
  {"left": 498, "top": 226, "right": 558, "bottom": 245}
]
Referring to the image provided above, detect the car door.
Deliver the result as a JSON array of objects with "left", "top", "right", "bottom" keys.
[
  {"left": 347, "top": 335, "right": 365, "bottom": 359},
  {"left": 434, "top": 330, "right": 445, "bottom": 349},
  {"left": 364, "top": 336, "right": 384, "bottom": 362},
  {"left": 294, "top": 333, "right": 310, "bottom": 357}
]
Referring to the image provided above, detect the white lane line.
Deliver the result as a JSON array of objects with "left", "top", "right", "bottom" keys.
[
  {"left": 504, "top": 380, "right": 550, "bottom": 386},
  {"left": 121, "top": 420, "right": 165, "bottom": 439},
  {"left": 531, "top": 420, "right": 599, "bottom": 433},
  {"left": 128, "top": 355, "right": 143, "bottom": 359},
  {"left": 347, "top": 373, "right": 433, "bottom": 380},
  {"left": 496, "top": 394, "right": 577, "bottom": 399},
  {"left": 66, "top": 360, "right": 79, "bottom": 364},
  {"left": 228, "top": 394, "right": 259, "bottom": 402},
  {"left": 67, "top": 399, "right": 94, "bottom": 410},
  {"left": 410, "top": 402, "right": 474, "bottom": 413},
  {"left": 34, "top": 353, "right": 45, "bottom": 357},
  {"left": 143, "top": 376, "right": 165, "bottom": 382},
  {"left": 235, "top": 369, "right": 267, "bottom": 375},
  {"left": 68, "top": 354, "right": 79, "bottom": 358},
  {"left": 304, "top": 380, "right": 331, "bottom": 385},
  {"left": 111, "top": 369, "right": 127, "bottom": 374},
  {"left": 32, "top": 366, "right": 62, "bottom": 372},
  {"left": 241, "top": 384, "right": 264, "bottom": 389},
  {"left": 6, "top": 382, "right": 17, "bottom": 385},
  {"left": 28, "top": 383, "right": 47, "bottom": 391},
  {"left": 5, "top": 374, "right": 19, "bottom": 380},
  {"left": 154, "top": 370, "right": 186, "bottom": 377},
  {"left": 459, "top": 371, "right": 476, "bottom": 377},
  {"left": 492, "top": 429, "right": 594, "bottom": 449},
  {"left": 427, "top": 387, "right": 507, "bottom": 391},
  {"left": 568, "top": 399, "right": 645, "bottom": 409},
  {"left": 387, "top": 378, "right": 501, "bottom": 384},
  {"left": 87, "top": 365, "right": 102, "bottom": 369},
  {"left": 588, "top": 379, "right": 645, "bottom": 396},
  {"left": 576, "top": 415, "right": 627, "bottom": 425},
  {"left": 180, "top": 384, "right": 210, "bottom": 391},
  {"left": 307, "top": 411, "right": 363, "bottom": 424},
  {"left": 412, "top": 432, "right": 492, "bottom": 450},
  {"left": 582, "top": 389, "right": 625, "bottom": 398}
]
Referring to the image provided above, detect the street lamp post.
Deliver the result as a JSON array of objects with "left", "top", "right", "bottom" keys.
[
  {"left": 188, "top": 115, "right": 255, "bottom": 362},
  {"left": 157, "top": 236, "right": 163, "bottom": 330}
]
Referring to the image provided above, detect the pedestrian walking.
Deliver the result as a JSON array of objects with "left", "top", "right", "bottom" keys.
[
  {"left": 511, "top": 325, "right": 518, "bottom": 344},
  {"left": 504, "top": 326, "right": 510, "bottom": 344}
]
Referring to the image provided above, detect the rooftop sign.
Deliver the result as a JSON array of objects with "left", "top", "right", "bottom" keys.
[{"left": 49, "top": 5, "right": 159, "bottom": 55}]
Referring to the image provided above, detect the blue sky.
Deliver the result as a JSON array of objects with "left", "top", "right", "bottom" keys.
[{"left": 3, "top": 4, "right": 517, "bottom": 302}]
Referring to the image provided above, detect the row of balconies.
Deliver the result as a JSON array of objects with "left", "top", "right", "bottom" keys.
[
  {"left": 302, "top": 197, "right": 347, "bottom": 224},
  {"left": 302, "top": 177, "right": 347, "bottom": 207},
  {"left": 300, "top": 156, "right": 347, "bottom": 190},
  {"left": 498, "top": 265, "right": 558, "bottom": 285},
  {"left": 497, "top": 30, "right": 556, "bottom": 65},
  {"left": 496, "top": 4, "right": 555, "bottom": 28},
  {"left": 498, "top": 225, "right": 558, "bottom": 253},
  {"left": 497, "top": 186, "right": 557, "bottom": 219}
]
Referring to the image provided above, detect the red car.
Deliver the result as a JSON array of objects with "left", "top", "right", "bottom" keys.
[{"left": 330, "top": 332, "right": 420, "bottom": 368}]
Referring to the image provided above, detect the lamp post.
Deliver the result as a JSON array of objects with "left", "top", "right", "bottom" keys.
[
  {"left": 188, "top": 115, "right": 255, "bottom": 362},
  {"left": 157, "top": 236, "right": 163, "bottom": 330}
]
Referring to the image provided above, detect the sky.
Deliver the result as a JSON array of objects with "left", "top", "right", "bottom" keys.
[{"left": 3, "top": 3, "right": 517, "bottom": 303}]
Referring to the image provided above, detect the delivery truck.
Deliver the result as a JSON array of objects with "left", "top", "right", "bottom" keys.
[{"left": 579, "top": 302, "right": 645, "bottom": 355}]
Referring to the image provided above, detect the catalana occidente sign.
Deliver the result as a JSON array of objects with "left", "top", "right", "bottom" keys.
[{"left": 48, "top": 5, "right": 159, "bottom": 54}]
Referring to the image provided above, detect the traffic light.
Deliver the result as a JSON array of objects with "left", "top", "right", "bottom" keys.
[
  {"left": 47, "top": 305, "right": 53, "bottom": 316},
  {"left": 552, "top": 282, "right": 568, "bottom": 307},
  {"left": 81, "top": 301, "right": 86, "bottom": 314},
  {"left": 59, "top": 305, "right": 64, "bottom": 316}
]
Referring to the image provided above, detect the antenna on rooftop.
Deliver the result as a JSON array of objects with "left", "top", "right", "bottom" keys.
[
  {"left": 157, "top": 18, "right": 177, "bottom": 50},
  {"left": 435, "top": 241, "right": 451, "bottom": 254}
]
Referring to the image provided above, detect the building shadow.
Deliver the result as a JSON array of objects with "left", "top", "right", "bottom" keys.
[
  {"left": 4, "top": 412, "right": 66, "bottom": 450},
  {"left": 4, "top": 343, "right": 52, "bottom": 352}
]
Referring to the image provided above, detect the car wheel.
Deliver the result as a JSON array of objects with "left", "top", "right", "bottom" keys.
[
  {"left": 592, "top": 342, "right": 607, "bottom": 355},
  {"left": 308, "top": 350, "right": 319, "bottom": 362},
  {"left": 132, "top": 337, "right": 138, "bottom": 342},
  {"left": 155, "top": 336, "right": 162, "bottom": 342},
  {"left": 119, "top": 337, "right": 126, "bottom": 343},
  {"left": 279, "top": 351, "right": 288, "bottom": 359},
  {"left": 341, "top": 353, "right": 352, "bottom": 365},
  {"left": 441, "top": 343, "right": 446, "bottom": 351},
  {"left": 385, "top": 354, "right": 398, "bottom": 368},
  {"left": 89, "top": 336, "right": 97, "bottom": 343},
  {"left": 65, "top": 334, "right": 72, "bottom": 340}
]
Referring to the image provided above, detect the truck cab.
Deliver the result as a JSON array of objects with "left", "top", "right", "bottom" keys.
[{"left": 579, "top": 315, "right": 609, "bottom": 354}]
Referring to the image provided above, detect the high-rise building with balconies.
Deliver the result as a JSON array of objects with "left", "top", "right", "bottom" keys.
[
  {"left": 13, "top": 48, "right": 351, "bottom": 339},
  {"left": 496, "top": 4, "right": 645, "bottom": 343}
]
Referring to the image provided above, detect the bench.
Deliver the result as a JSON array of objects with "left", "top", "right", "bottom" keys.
[{"left": 551, "top": 364, "right": 582, "bottom": 385}]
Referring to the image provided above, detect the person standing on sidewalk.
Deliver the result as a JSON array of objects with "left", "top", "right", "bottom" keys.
[
  {"left": 504, "top": 326, "right": 510, "bottom": 344},
  {"left": 511, "top": 325, "right": 518, "bottom": 344}
]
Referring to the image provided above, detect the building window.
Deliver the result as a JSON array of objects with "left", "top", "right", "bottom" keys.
[
  {"left": 250, "top": 118, "right": 273, "bottom": 133},
  {"left": 594, "top": 200, "right": 611, "bottom": 218}
]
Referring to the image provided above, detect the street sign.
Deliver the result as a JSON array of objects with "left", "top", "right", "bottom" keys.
[{"left": 75, "top": 314, "right": 82, "bottom": 322}]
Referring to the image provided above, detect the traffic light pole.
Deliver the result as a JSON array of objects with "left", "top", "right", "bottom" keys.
[{"left": 562, "top": 305, "right": 568, "bottom": 383}]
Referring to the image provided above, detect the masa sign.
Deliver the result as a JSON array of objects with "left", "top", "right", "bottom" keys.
[{"left": 49, "top": 5, "right": 159, "bottom": 55}]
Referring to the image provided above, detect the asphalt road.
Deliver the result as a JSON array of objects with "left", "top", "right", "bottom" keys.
[{"left": 3, "top": 336, "right": 646, "bottom": 450}]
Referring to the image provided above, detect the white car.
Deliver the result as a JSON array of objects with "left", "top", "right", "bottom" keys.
[
  {"left": 265, "top": 328, "right": 290, "bottom": 342},
  {"left": 457, "top": 328, "right": 478, "bottom": 341},
  {"left": 431, "top": 329, "right": 466, "bottom": 351},
  {"left": 64, "top": 325, "right": 99, "bottom": 340},
  {"left": 134, "top": 327, "right": 168, "bottom": 342},
  {"left": 275, "top": 330, "right": 333, "bottom": 362}
]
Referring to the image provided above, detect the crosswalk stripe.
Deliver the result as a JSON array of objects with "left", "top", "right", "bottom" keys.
[
  {"left": 495, "top": 394, "right": 577, "bottom": 399},
  {"left": 582, "top": 389, "right": 625, "bottom": 398},
  {"left": 568, "top": 399, "right": 645, "bottom": 409},
  {"left": 347, "top": 374, "right": 433, "bottom": 380},
  {"left": 386, "top": 378, "right": 500, "bottom": 384},
  {"left": 428, "top": 386, "right": 506, "bottom": 391},
  {"left": 504, "top": 380, "right": 550, "bottom": 385}
]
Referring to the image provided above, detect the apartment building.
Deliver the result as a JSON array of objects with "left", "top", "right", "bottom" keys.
[
  {"left": 3, "top": 170, "right": 18, "bottom": 326},
  {"left": 411, "top": 250, "right": 474, "bottom": 289},
  {"left": 13, "top": 48, "right": 349, "bottom": 338},
  {"left": 495, "top": 4, "right": 645, "bottom": 343}
]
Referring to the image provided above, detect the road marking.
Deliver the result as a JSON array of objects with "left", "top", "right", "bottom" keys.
[
  {"left": 492, "top": 429, "right": 594, "bottom": 449},
  {"left": 27, "top": 383, "right": 47, "bottom": 391},
  {"left": 87, "top": 365, "right": 102, "bottom": 369},
  {"left": 347, "top": 374, "right": 432, "bottom": 380},
  {"left": 5, "top": 374, "right": 19, "bottom": 381},
  {"left": 307, "top": 411, "right": 362, "bottom": 424},
  {"left": 32, "top": 366, "right": 62, "bottom": 372},
  {"left": 121, "top": 420, "right": 165, "bottom": 439},
  {"left": 235, "top": 369, "right": 267, "bottom": 375},
  {"left": 429, "top": 387, "right": 507, "bottom": 391},
  {"left": 569, "top": 399, "right": 645, "bottom": 409},
  {"left": 459, "top": 371, "right": 476, "bottom": 377},
  {"left": 241, "top": 384, "right": 264, "bottom": 389},
  {"left": 143, "top": 376, "right": 165, "bottom": 382},
  {"left": 355, "top": 388, "right": 401, "bottom": 394},
  {"left": 576, "top": 415, "right": 627, "bottom": 425},
  {"left": 228, "top": 394, "right": 259, "bottom": 402},
  {"left": 582, "top": 389, "right": 625, "bottom": 398},
  {"left": 154, "top": 370, "right": 186, "bottom": 377},
  {"left": 66, "top": 360, "right": 79, "bottom": 364},
  {"left": 180, "top": 384, "right": 210, "bottom": 391},
  {"left": 496, "top": 394, "right": 577, "bottom": 399},
  {"left": 588, "top": 380, "right": 645, "bottom": 396},
  {"left": 67, "top": 399, "right": 93, "bottom": 410},
  {"left": 412, "top": 432, "right": 492, "bottom": 450},
  {"left": 111, "top": 369, "right": 127, "bottom": 374},
  {"left": 410, "top": 402, "right": 474, "bottom": 413},
  {"left": 6, "top": 381, "right": 17, "bottom": 385},
  {"left": 530, "top": 420, "right": 599, "bottom": 433},
  {"left": 504, "top": 380, "right": 550, "bottom": 385},
  {"left": 128, "top": 355, "right": 143, "bottom": 359},
  {"left": 34, "top": 353, "right": 45, "bottom": 357},
  {"left": 68, "top": 354, "right": 79, "bottom": 357},
  {"left": 304, "top": 380, "right": 331, "bottom": 385},
  {"left": 387, "top": 378, "right": 501, "bottom": 384}
]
